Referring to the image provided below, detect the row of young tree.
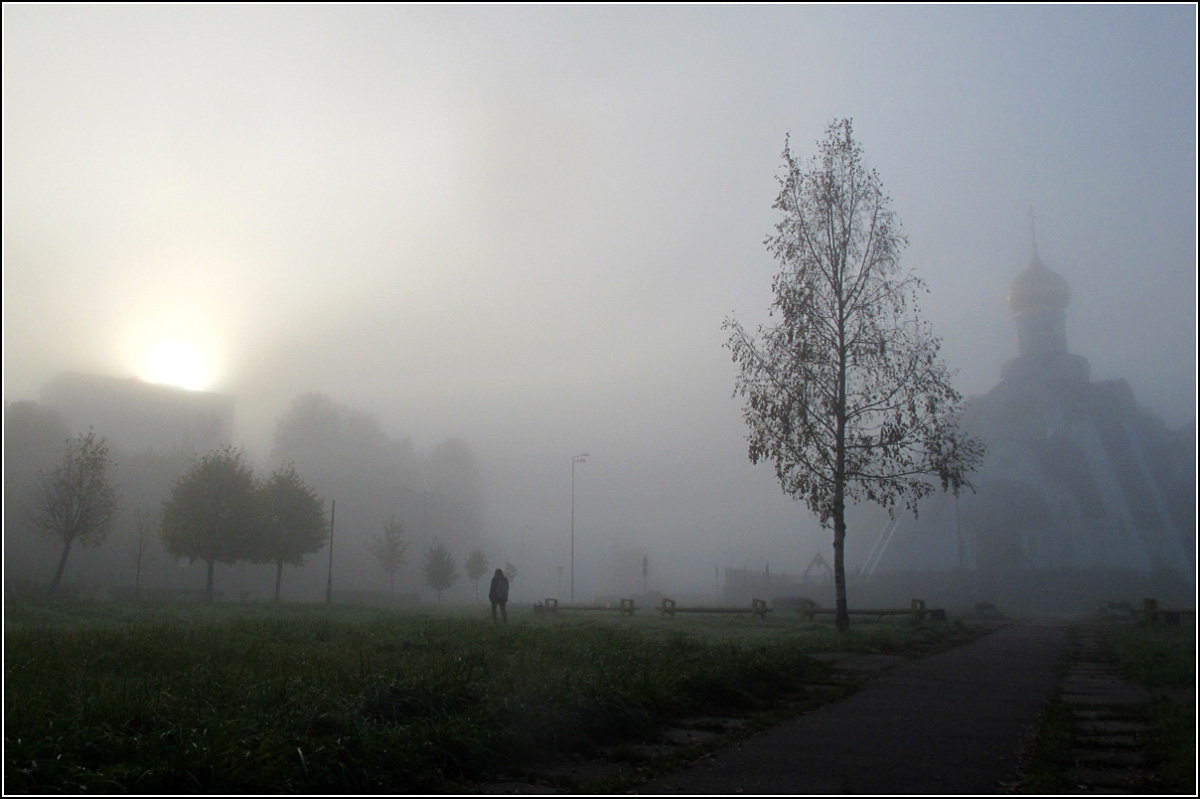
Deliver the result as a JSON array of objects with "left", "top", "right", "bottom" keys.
[
  {"left": 10, "top": 389, "right": 489, "bottom": 602},
  {"left": 160, "top": 447, "right": 328, "bottom": 602},
  {"left": 27, "top": 432, "right": 329, "bottom": 602},
  {"left": 367, "top": 520, "right": 517, "bottom": 605},
  {"left": 26, "top": 422, "right": 515, "bottom": 604}
]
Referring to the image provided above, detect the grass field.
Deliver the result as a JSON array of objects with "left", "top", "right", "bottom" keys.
[
  {"left": 4, "top": 598, "right": 978, "bottom": 793},
  {"left": 1105, "top": 620, "right": 1196, "bottom": 794},
  {"left": 1017, "top": 618, "right": 1196, "bottom": 795}
]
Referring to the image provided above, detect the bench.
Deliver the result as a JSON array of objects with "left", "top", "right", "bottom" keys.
[
  {"left": 536, "top": 597, "right": 638, "bottom": 616},
  {"left": 797, "top": 598, "right": 945, "bottom": 622},
  {"left": 657, "top": 598, "right": 773, "bottom": 618}
]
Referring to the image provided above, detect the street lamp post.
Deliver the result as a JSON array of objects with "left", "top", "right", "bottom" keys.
[{"left": 570, "top": 452, "right": 589, "bottom": 603}]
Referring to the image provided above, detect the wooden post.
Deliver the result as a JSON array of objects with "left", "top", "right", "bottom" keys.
[{"left": 910, "top": 598, "right": 926, "bottom": 623}]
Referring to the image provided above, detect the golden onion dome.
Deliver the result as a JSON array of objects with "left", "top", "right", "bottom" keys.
[{"left": 1007, "top": 252, "right": 1070, "bottom": 315}]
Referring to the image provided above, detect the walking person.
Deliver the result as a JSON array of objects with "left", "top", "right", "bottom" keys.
[{"left": 488, "top": 568, "right": 509, "bottom": 623}]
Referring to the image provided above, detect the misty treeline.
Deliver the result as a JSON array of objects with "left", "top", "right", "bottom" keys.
[{"left": 3, "top": 392, "right": 490, "bottom": 602}]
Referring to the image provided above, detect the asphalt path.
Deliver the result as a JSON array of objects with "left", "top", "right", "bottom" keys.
[{"left": 633, "top": 622, "right": 1069, "bottom": 795}]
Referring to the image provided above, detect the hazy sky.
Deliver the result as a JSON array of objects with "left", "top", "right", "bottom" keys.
[{"left": 3, "top": 5, "right": 1196, "bottom": 590}]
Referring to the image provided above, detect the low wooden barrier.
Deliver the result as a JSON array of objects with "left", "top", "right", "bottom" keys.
[
  {"left": 797, "top": 597, "right": 945, "bottom": 622},
  {"left": 536, "top": 597, "right": 638, "bottom": 616},
  {"left": 657, "top": 598, "right": 772, "bottom": 618}
]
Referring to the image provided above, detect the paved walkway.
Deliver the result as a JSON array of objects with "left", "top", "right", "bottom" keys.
[{"left": 633, "top": 622, "right": 1070, "bottom": 795}]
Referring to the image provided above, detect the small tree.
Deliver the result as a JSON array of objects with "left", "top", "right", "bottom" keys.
[
  {"left": 724, "top": 119, "right": 984, "bottom": 631},
  {"left": 30, "top": 430, "right": 118, "bottom": 596},
  {"left": 464, "top": 547, "right": 488, "bottom": 601},
  {"left": 131, "top": 508, "right": 160, "bottom": 601},
  {"left": 161, "top": 446, "right": 259, "bottom": 602},
  {"left": 255, "top": 463, "right": 328, "bottom": 601},
  {"left": 367, "top": 517, "right": 409, "bottom": 597},
  {"left": 423, "top": 543, "right": 459, "bottom": 603}
]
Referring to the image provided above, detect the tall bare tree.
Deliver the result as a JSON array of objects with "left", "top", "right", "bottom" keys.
[
  {"left": 725, "top": 119, "right": 984, "bottom": 630},
  {"left": 31, "top": 430, "right": 118, "bottom": 596}
]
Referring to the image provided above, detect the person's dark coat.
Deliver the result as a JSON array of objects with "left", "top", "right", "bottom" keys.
[{"left": 488, "top": 569, "right": 509, "bottom": 604}]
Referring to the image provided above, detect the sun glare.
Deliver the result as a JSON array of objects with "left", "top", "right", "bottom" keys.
[{"left": 143, "top": 340, "right": 211, "bottom": 391}]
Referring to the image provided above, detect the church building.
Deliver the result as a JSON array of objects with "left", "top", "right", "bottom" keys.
[{"left": 859, "top": 245, "right": 1195, "bottom": 611}]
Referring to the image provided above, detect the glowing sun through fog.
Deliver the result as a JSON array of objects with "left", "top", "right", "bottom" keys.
[{"left": 141, "top": 340, "right": 213, "bottom": 392}]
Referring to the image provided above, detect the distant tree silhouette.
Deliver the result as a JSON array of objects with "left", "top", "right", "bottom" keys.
[
  {"left": 254, "top": 463, "right": 328, "bottom": 601},
  {"left": 31, "top": 430, "right": 118, "bottom": 596},
  {"left": 423, "top": 543, "right": 459, "bottom": 603},
  {"left": 131, "top": 508, "right": 160, "bottom": 601},
  {"left": 5, "top": 402, "right": 71, "bottom": 589},
  {"left": 465, "top": 547, "right": 488, "bottom": 601},
  {"left": 161, "top": 446, "right": 259, "bottom": 601},
  {"left": 367, "top": 517, "right": 409, "bottom": 597},
  {"left": 424, "top": 438, "right": 485, "bottom": 555}
]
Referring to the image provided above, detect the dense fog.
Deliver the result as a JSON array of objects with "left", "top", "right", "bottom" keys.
[{"left": 3, "top": 6, "right": 1195, "bottom": 610}]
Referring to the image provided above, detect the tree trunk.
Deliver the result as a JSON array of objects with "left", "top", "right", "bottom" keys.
[
  {"left": 206, "top": 559, "right": 216, "bottom": 602},
  {"left": 48, "top": 537, "right": 74, "bottom": 597},
  {"left": 274, "top": 560, "right": 284, "bottom": 602},
  {"left": 834, "top": 314, "right": 850, "bottom": 632},
  {"left": 833, "top": 500, "right": 849, "bottom": 632},
  {"left": 833, "top": 378, "right": 849, "bottom": 631}
]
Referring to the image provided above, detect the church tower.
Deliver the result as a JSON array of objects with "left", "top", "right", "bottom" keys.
[
  {"left": 1007, "top": 249, "right": 1070, "bottom": 358},
  {"left": 1000, "top": 244, "right": 1090, "bottom": 385}
]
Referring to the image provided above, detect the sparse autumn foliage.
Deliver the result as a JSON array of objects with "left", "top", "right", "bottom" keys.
[
  {"left": 31, "top": 430, "right": 118, "bottom": 596},
  {"left": 725, "top": 119, "right": 983, "bottom": 630}
]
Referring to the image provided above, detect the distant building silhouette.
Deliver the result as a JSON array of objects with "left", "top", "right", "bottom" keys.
[
  {"left": 861, "top": 244, "right": 1195, "bottom": 606},
  {"left": 40, "top": 372, "right": 234, "bottom": 454},
  {"left": 722, "top": 564, "right": 801, "bottom": 604}
]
